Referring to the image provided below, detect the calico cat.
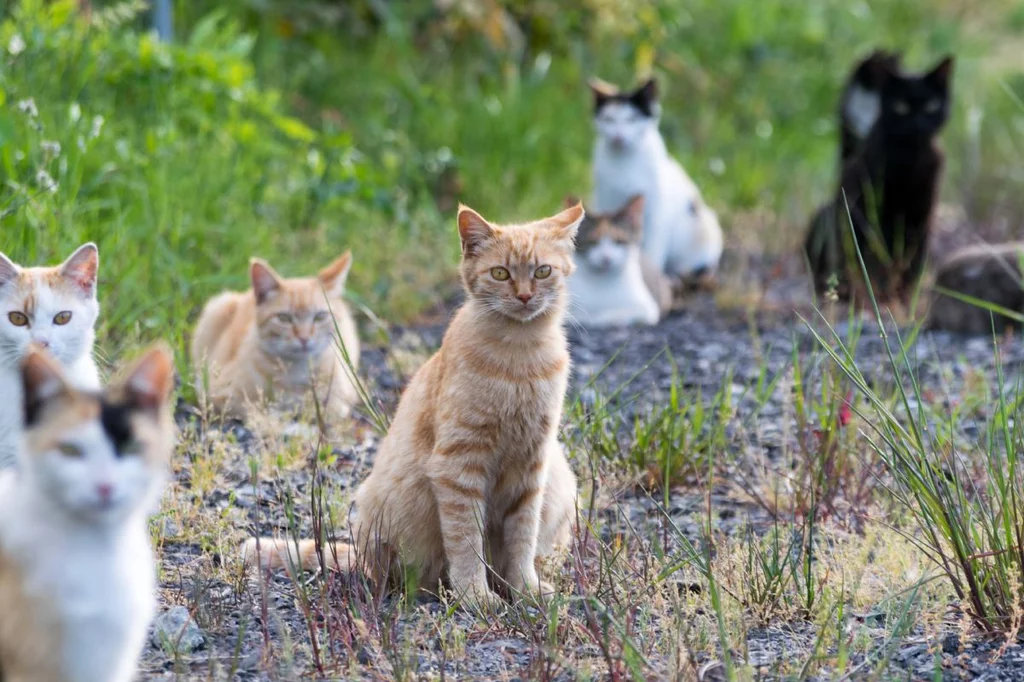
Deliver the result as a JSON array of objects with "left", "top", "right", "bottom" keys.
[
  {"left": 191, "top": 252, "right": 360, "bottom": 420},
  {"left": 244, "top": 203, "right": 582, "bottom": 609},
  {"left": 589, "top": 77, "right": 724, "bottom": 280},
  {"left": 0, "top": 344, "right": 175, "bottom": 682},
  {"left": 928, "top": 242, "right": 1024, "bottom": 334},
  {"left": 806, "top": 56, "right": 954, "bottom": 301},
  {"left": 0, "top": 244, "right": 101, "bottom": 468},
  {"left": 839, "top": 50, "right": 902, "bottom": 166},
  {"left": 568, "top": 194, "right": 672, "bottom": 327}
]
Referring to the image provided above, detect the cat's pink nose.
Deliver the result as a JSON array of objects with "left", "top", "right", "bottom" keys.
[
  {"left": 517, "top": 293, "right": 533, "bottom": 304},
  {"left": 34, "top": 339, "right": 49, "bottom": 349},
  {"left": 96, "top": 483, "right": 113, "bottom": 503}
]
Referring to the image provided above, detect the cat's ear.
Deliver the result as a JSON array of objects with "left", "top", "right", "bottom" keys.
[
  {"left": 119, "top": 343, "right": 175, "bottom": 411},
  {"left": 629, "top": 77, "right": 658, "bottom": 114},
  {"left": 545, "top": 201, "right": 585, "bottom": 246},
  {"left": 457, "top": 205, "right": 496, "bottom": 258},
  {"left": 319, "top": 250, "right": 353, "bottom": 298},
  {"left": 59, "top": 243, "right": 99, "bottom": 297},
  {"left": 617, "top": 195, "right": 646, "bottom": 233},
  {"left": 564, "top": 195, "right": 582, "bottom": 209},
  {"left": 926, "top": 56, "right": 954, "bottom": 88},
  {"left": 22, "top": 346, "right": 70, "bottom": 427},
  {"left": 250, "top": 258, "right": 284, "bottom": 304},
  {"left": 0, "top": 252, "right": 19, "bottom": 288},
  {"left": 588, "top": 77, "right": 618, "bottom": 111}
]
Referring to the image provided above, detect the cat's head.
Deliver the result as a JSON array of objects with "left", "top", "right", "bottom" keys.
[
  {"left": 590, "top": 77, "right": 659, "bottom": 152},
  {"left": 20, "top": 343, "right": 175, "bottom": 525},
  {"left": 458, "top": 202, "right": 584, "bottom": 323},
  {"left": 250, "top": 252, "right": 353, "bottom": 360},
  {"left": 879, "top": 56, "right": 954, "bottom": 140},
  {"left": 0, "top": 243, "right": 99, "bottom": 369},
  {"left": 570, "top": 195, "right": 645, "bottom": 274}
]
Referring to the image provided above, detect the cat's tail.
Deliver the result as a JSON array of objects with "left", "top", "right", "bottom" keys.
[{"left": 240, "top": 537, "right": 355, "bottom": 574}]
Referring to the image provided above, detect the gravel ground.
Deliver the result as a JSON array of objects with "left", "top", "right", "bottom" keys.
[{"left": 140, "top": 272, "right": 1024, "bottom": 681}]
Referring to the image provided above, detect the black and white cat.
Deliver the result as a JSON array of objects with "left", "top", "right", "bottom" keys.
[
  {"left": 568, "top": 195, "right": 672, "bottom": 328},
  {"left": 589, "top": 77, "right": 723, "bottom": 280}
]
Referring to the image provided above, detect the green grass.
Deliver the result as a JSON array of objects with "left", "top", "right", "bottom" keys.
[{"left": 4, "top": 0, "right": 1024, "bottom": 379}]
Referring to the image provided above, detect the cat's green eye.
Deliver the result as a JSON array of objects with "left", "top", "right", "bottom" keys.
[
  {"left": 893, "top": 100, "right": 910, "bottom": 115},
  {"left": 53, "top": 311, "right": 72, "bottom": 326},
  {"left": 924, "top": 99, "right": 941, "bottom": 113},
  {"left": 534, "top": 265, "right": 552, "bottom": 279},
  {"left": 314, "top": 311, "right": 330, "bottom": 323},
  {"left": 490, "top": 267, "right": 511, "bottom": 281},
  {"left": 275, "top": 313, "right": 293, "bottom": 323},
  {"left": 119, "top": 439, "right": 143, "bottom": 457},
  {"left": 57, "top": 443, "right": 83, "bottom": 458},
  {"left": 8, "top": 312, "right": 28, "bottom": 327}
]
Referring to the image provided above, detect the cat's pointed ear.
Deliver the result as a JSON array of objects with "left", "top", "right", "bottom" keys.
[
  {"left": 0, "top": 252, "right": 19, "bottom": 288},
  {"left": 927, "top": 55, "right": 954, "bottom": 88},
  {"left": 119, "top": 343, "right": 175, "bottom": 411},
  {"left": 628, "top": 77, "right": 659, "bottom": 117},
  {"left": 545, "top": 201, "right": 585, "bottom": 245},
  {"left": 618, "top": 195, "right": 646, "bottom": 233},
  {"left": 59, "top": 243, "right": 98, "bottom": 297},
  {"left": 457, "top": 205, "right": 496, "bottom": 258},
  {"left": 22, "top": 346, "right": 70, "bottom": 427},
  {"left": 564, "top": 195, "right": 582, "bottom": 209},
  {"left": 588, "top": 77, "right": 618, "bottom": 110},
  {"left": 319, "top": 250, "right": 353, "bottom": 298},
  {"left": 250, "top": 258, "right": 284, "bottom": 304}
]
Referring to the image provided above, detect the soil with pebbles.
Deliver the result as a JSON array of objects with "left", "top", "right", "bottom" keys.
[{"left": 140, "top": 279, "right": 1024, "bottom": 681}]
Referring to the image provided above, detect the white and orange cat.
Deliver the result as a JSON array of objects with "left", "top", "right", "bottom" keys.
[
  {"left": 191, "top": 252, "right": 360, "bottom": 420},
  {"left": 245, "top": 204, "right": 582, "bottom": 608},
  {"left": 0, "top": 244, "right": 101, "bottom": 468},
  {"left": 0, "top": 344, "right": 175, "bottom": 682}
]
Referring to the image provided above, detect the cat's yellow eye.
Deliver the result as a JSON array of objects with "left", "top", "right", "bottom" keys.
[
  {"left": 8, "top": 312, "right": 28, "bottom": 327},
  {"left": 490, "top": 267, "right": 511, "bottom": 281},
  {"left": 57, "top": 443, "right": 83, "bottom": 458},
  {"left": 53, "top": 311, "right": 72, "bottom": 326},
  {"left": 275, "top": 313, "right": 293, "bottom": 323},
  {"left": 893, "top": 100, "right": 910, "bottom": 115},
  {"left": 534, "top": 265, "right": 552, "bottom": 279},
  {"left": 314, "top": 311, "right": 330, "bottom": 323},
  {"left": 924, "top": 99, "right": 941, "bottom": 113}
]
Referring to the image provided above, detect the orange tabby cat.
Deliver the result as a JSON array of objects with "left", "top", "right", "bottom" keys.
[
  {"left": 244, "top": 203, "right": 583, "bottom": 608},
  {"left": 191, "top": 252, "right": 360, "bottom": 420}
]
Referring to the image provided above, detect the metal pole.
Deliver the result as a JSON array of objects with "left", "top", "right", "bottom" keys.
[{"left": 153, "top": 0, "right": 173, "bottom": 41}]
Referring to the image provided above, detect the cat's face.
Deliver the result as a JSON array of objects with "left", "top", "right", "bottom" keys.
[
  {"left": 0, "top": 244, "right": 99, "bottom": 369},
  {"left": 458, "top": 203, "right": 583, "bottom": 322},
  {"left": 591, "top": 78, "right": 659, "bottom": 152},
  {"left": 20, "top": 344, "right": 174, "bottom": 525},
  {"left": 879, "top": 56, "right": 954, "bottom": 140},
  {"left": 251, "top": 252, "right": 352, "bottom": 360},
  {"left": 575, "top": 195, "right": 644, "bottom": 274}
]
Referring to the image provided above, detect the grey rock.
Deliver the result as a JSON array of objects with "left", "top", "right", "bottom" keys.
[{"left": 150, "top": 605, "right": 205, "bottom": 653}]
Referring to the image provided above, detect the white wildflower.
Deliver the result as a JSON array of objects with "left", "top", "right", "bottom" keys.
[
  {"left": 35, "top": 169, "right": 58, "bottom": 194},
  {"left": 16, "top": 98, "right": 38, "bottom": 118},
  {"left": 69, "top": 102, "right": 82, "bottom": 124},
  {"left": 7, "top": 34, "right": 25, "bottom": 56},
  {"left": 40, "top": 140, "right": 61, "bottom": 161},
  {"left": 89, "top": 115, "right": 104, "bottom": 139}
]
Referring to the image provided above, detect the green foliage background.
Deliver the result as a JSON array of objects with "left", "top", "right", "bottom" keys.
[{"left": 1, "top": 0, "right": 1022, "bottom": 374}]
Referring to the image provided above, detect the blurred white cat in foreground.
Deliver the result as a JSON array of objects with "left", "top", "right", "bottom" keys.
[
  {"left": 0, "top": 244, "right": 101, "bottom": 468},
  {"left": 0, "top": 345, "right": 175, "bottom": 682},
  {"left": 590, "top": 77, "right": 723, "bottom": 280}
]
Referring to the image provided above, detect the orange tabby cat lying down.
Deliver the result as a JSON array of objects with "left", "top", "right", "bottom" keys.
[
  {"left": 191, "top": 252, "right": 360, "bottom": 420},
  {"left": 245, "top": 203, "right": 583, "bottom": 608}
]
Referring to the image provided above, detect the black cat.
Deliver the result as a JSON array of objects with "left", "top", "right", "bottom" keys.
[
  {"left": 839, "top": 50, "right": 902, "bottom": 166},
  {"left": 806, "top": 55, "right": 954, "bottom": 301}
]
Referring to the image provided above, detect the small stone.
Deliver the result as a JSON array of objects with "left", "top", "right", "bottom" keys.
[
  {"left": 942, "top": 632, "right": 960, "bottom": 654},
  {"left": 150, "top": 606, "right": 205, "bottom": 653}
]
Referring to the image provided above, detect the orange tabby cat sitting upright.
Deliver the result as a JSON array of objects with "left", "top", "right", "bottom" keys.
[
  {"left": 245, "top": 203, "right": 583, "bottom": 608},
  {"left": 191, "top": 252, "right": 360, "bottom": 420}
]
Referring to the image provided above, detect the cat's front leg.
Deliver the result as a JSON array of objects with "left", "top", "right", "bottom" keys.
[
  {"left": 500, "top": 463, "right": 549, "bottom": 600},
  {"left": 428, "top": 464, "right": 502, "bottom": 609}
]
